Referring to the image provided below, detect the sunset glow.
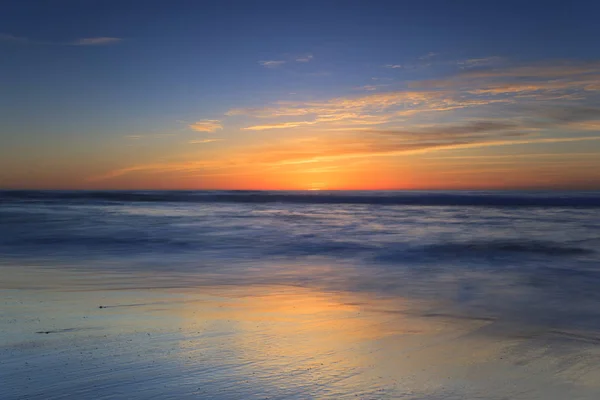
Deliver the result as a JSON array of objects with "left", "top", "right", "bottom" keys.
[{"left": 1, "top": 2, "right": 599, "bottom": 190}]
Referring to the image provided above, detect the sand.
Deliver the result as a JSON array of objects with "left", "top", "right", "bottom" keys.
[{"left": 3, "top": 265, "right": 600, "bottom": 399}]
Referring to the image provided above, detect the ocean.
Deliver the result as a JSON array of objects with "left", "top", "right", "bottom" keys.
[{"left": 2, "top": 190, "right": 600, "bottom": 399}]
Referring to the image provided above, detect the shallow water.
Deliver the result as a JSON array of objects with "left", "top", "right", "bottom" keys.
[{"left": 2, "top": 191, "right": 600, "bottom": 399}]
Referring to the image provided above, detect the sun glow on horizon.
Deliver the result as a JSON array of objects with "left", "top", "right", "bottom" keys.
[{"left": 2, "top": 1, "right": 600, "bottom": 191}]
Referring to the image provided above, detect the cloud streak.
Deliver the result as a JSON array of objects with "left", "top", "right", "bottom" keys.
[
  {"left": 189, "top": 120, "right": 223, "bottom": 133},
  {"left": 295, "top": 54, "right": 313, "bottom": 62},
  {"left": 71, "top": 37, "right": 122, "bottom": 46},
  {"left": 89, "top": 133, "right": 600, "bottom": 182},
  {"left": 189, "top": 139, "right": 222, "bottom": 144},
  {"left": 413, "top": 61, "right": 600, "bottom": 94},
  {"left": 233, "top": 60, "right": 600, "bottom": 133},
  {"left": 233, "top": 90, "right": 512, "bottom": 131},
  {"left": 0, "top": 33, "right": 122, "bottom": 46},
  {"left": 259, "top": 60, "right": 286, "bottom": 68},
  {"left": 260, "top": 54, "right": 314, "bottom": 68},
  {"left": 457, "top": 56, "right": 505, "bottom": 68},
  {"left": 240, "top": 135, "right": 600, "bottom": 168},
  {"left": 0, "top": 34, "right": 30, "bottom": 44},
  {"left": 384, "top": 54, "right": 504, "bottom": 71}
]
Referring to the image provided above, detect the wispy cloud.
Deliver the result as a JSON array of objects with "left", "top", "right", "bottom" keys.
[
  {"left": 260, "top": 54, "right": 314, "bottom": 68},
  {"left": 189, "top": 120, "right": 223, "bottom": 133},
  {"left": 424, "top": 152, "right": 600, "bottom": 160},
  {"left": 233, "top": 90, "right": 510, "bottom": 131},
  {"left": 189, "top": 139, "right": 222, "bottom": 144},
  {"left": 87, "top": 157, "right": 244, "bottom": 182},
  {"left": 90, "top": 132, "right": 600, "bottom": 182},
  {"left": 384, "top": 52, "right": 439, "bottom": 69},
  {"left": 71, "top": 37, "right": 122, "bottom": 46},
  {"left": 259, "top": 60, "right": 286, "bottom": 68},
  {"left": 243, "top": 121, "right": 315, "bottom": 131},
  {"left": 124, "top": 133, "right": 177, "bottom": 140},
  {"left": 0, "top": 33, "right": 123, "bottom": 46},
  {"left": 419, "top": 52, "right": 438, "bottom": 60},
  {"left": 385, "top": 54, "right": 504, "bottom": 71},
  {"left": 235, "top": 59, "right": 600, "bottom": 133},
  {"left": 363, "top": 121, "right": 523, "bottom": 140},
  {"left": 411, "top": 61, "right": 600, "bottom": 99},
  {"left": 0, "top": 34, "right": 30, "bottom": 44},
  {"left": 236, "top": 135, "right": 600, "bottom": 168},
  {"left": 295, "top": 54, "right": 313, "bottom": 62},
  {"left": 92, "top": 58, "right": 600, "bottom": 183},
  {"left": 354, "top": 84, "right": 388, "bottom": 91},
  {"left": 457, "top": 56, "right": 504, "bottom": 69},
  {"left": 87, "top": 162, "right": 206, "bottom": 182}
]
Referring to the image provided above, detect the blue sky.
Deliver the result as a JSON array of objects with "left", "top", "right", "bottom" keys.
[{"left": 2, "top": 0, "right": 600, "bottom": 189}]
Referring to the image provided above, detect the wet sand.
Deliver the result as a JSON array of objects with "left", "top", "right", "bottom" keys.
[{"left": 3, "top": 265, "right": 600, "bottom": 399}]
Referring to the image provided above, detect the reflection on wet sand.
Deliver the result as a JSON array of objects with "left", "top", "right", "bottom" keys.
[
  {"left": 3, "top": 266, "right": 600, "bottom": 399},
  {"left": 177, "top": 287, "right": 452, "bottom": 397}
]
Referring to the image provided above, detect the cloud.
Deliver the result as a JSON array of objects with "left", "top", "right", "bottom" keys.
[
  {"left": 233, "top": 89, "right": 512, "bottom": 131},
  {"left": 241, "top": 108, "right": 409, "bottom": 131},
  {"left": 259, "top": 60, "right": 286, "bottom": 68},
  {"left": 87, "top": 163, "right": 199, "bottom": 182},
  {"left": 237, "top": 132, "right": 600, "bottom": 172},
  {"left": 238, "top": 134, "right": 600, "bottom": 168},
  {"left": 295, "top": 54, "right": 313, "bottom": 62},
  {"left": 0, "top": 33, "right": 30, "bottom": 44},
  {"left": 566, "top": 120, "right": 600, "bottom": 131},
  {"left": 384, "top": 55, "right": 503, "bottom": 71},
  {"left": 413, "top": 61, "right": 600, "bottom": 92},
  {"left": 91, "top": 58, "right": 600, "bottom": 183},
  {"left": 123, "top": 133, "right": 177, "bottom": 140},
  {"left": 87, "top": 157, "right": 238, "bottom": 181},
  {"left": 539, "top": 106, "right": 600, "bottom": 123},
  {"left": 234, "top": 59, "right": 600, "bottom": 132},
  {"left": 358, "top": 82, "right": 393, "bottom": 91},
  {"left": 364, "top": 121, "right": 522, "bottom": 140},
  {"left": 461, "top": 62, "right": 600, "bottom": 79},
  {"left": 89, "top": 132, "right": 600, "bottom": 182},
  {"left": 260, "top": 54, "right": 314, "bottom": 68},
  {"left": 244, "top": 121, "right": 317, "bottom": 131},
  {"left": 419, "top": 52, "right": 438, "bottom": 60},
  {"left": 189, "top": 139, "right": 222, "bottom": 144},
  {"left": 354, "top": 85, "right": 388, "bottom": 91},
  {"left": 0, "top": 33, "right": 122, "bottom": 46},
  {"left": 189, "top": 120, "right": 223, "bottom": 132},
  {"left": 424, "top": 152, "right": 600, "bottom": 161},
  {"left": 71, "top": 37, "right": 122, "bottom": 46},
  {"left": 457, "top": 56, "right": 504, "bottom": 68}
]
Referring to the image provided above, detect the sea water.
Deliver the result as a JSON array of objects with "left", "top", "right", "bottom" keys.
[{"left": 1, "top": 190, "right": 600, "bottom": 399}]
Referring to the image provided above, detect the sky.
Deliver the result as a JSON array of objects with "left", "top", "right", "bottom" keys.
[{"left": 1, "top": 0, "right": 600, "bottom": 190}]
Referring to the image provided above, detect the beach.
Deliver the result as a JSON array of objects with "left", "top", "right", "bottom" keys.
[{"left": 2, "top": 190, "right": 600, "bottom": 399}]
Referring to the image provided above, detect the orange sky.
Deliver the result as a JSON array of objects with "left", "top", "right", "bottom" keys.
[{"left": 2, "top": 11, "right": 600, "bottom": 190}]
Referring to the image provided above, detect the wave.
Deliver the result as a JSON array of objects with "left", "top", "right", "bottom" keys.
[
  {"left": 2, "top": 190, "right": 600, "bottom": 207},
  {"left": 373, "top": 239, "right": 594, "bottom": 264},
  {"left": 421, "top": 240, "right": 594, "bottom": 256}
]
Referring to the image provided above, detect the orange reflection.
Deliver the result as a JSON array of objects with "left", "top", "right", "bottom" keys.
[{"left": 173, "top": 285, "right": 502, "bottom": 395}]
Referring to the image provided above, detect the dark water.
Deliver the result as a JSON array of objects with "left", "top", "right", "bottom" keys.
[
  {"left": 2, "top": 190, "right": 600, "bottom": 399},
  {"left": 2, "top": 189, "right": 600, "bottom": 206},
  {"left": 2, "top": 190, "right": 600, "bottom": 328}
]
